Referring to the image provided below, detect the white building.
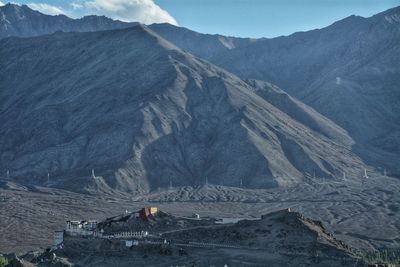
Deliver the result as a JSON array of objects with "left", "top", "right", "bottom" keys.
[
  {"left": 215, "top": 218, "right": 243, "bottom": 224},
  {"left": 65, "top": 220, "right": 98, "bottom": 236},
  {"left": 113, "top": 231, "right": 148, "bottom": 239},
  {"left": 125, "top": 240, "right": 139, "bottom": 247},
  {"left": 52, "top": 231, "right": 64, "bottom": 248},
  {"left": 191, "top": 213, "right": 200, "bottom": 220}
]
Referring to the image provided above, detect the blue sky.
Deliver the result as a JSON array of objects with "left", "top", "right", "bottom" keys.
[{"left": 3, "top": 0, "right": 400, "bottom": 37}]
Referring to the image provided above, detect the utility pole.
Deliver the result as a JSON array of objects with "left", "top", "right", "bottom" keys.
[
  {"left": 6, "top": 169, "right": 10, "bottom": 179},
  {"left": 47, "top": 171, "right": 50, "bottom": 184},
  {"left": 363, "top": 168, "right": 369, "bottom": 179},
  {"left": 91, "top": 168, "right": 96, "bottom": 179},
  {"left": 205, "top": 177, "right": 209, "bottom": 187},
  {"left": 240, "top": 178, "right": 243, "bottom": 188}
]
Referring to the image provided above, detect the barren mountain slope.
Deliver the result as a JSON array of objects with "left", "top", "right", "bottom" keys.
[
  {"left": 147, "top": 9, "right": 400, "bottom": 176},
  {"left": 0, "top": 25, "right": 368, "bottom": 194},
  {"left": 1, "top": 4, "right": 399, "bottom": 174},
  {"left": 202, "top": 7, "right": 400, "bottom": 174},
  {"left": 148, "top": 23, "right": 259, "bottom": 59}
]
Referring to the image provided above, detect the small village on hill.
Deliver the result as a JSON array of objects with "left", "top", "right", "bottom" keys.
[
  {"left": 1, "top": 207, "right": 379, "bottom": 267},
  {"left": 52, "top": 207, "right": 247, "bottom": 251}
]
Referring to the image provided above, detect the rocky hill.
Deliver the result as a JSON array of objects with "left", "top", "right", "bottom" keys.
[
  {"left": 10, "top": 209, "right": 362, "bottom": 266},
  {"left": 98, "top": 209, "right": 216, "bottom": 234},
  {"left": 163, "top": 209, "right": 356, "bottom": 259},
  {"left": 0, "top": 25, "right": 369, "bottom": 193}
]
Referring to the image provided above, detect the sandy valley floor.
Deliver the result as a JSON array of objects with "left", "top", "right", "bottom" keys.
[{"left": 1, "top": 175, "right": 399, "bottom": 254}]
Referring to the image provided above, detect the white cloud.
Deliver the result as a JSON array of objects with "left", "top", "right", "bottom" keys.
[
  {"left": 27, "top": 3, "right": 66, "bottom": 15},
  {"left": 73, "top": 0, "right": 177, "bottom": 25},
  {"left": 71, "top": 2, "right": 83, "bottom": 10},
  {"left": 0, "top": 1, "right": 5, "bottom": 6}
]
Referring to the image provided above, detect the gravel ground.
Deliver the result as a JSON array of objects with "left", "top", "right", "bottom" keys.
[{"left": 1, "top": 175, "right": 399, "bottom": 253}]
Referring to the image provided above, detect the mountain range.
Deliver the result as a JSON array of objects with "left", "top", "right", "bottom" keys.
[
  {"left": 0, "top": 3, "right": 137, "bottom": 39},
  {"left": 151, "top": 8, "right": 400, "bottom": 176},
  {"left": 0, "top": 3, "right": 397, "bottom": 193}
]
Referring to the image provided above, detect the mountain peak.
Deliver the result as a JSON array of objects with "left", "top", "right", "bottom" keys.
[
  {"left": 376, "top": 5, "right": 400, "bottom": 16},
  {"left": 1, "top": 3, "right": 33, "bottom": 13},
  {"left": 378, "top": 6, "right": 400, "bottom": 24}
]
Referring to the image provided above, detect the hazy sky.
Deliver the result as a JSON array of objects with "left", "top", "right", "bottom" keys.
[{"left": 2, "top": 0, "right": 400, "bottom": 37}]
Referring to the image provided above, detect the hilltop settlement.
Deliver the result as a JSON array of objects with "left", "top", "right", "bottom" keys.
[{"left": 0, "top": 207, "right": 369, "bottom": 267}]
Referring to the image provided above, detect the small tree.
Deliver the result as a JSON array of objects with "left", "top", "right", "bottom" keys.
[{"left": 0, "top": 256, "right": 8, "bottom": 267}]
